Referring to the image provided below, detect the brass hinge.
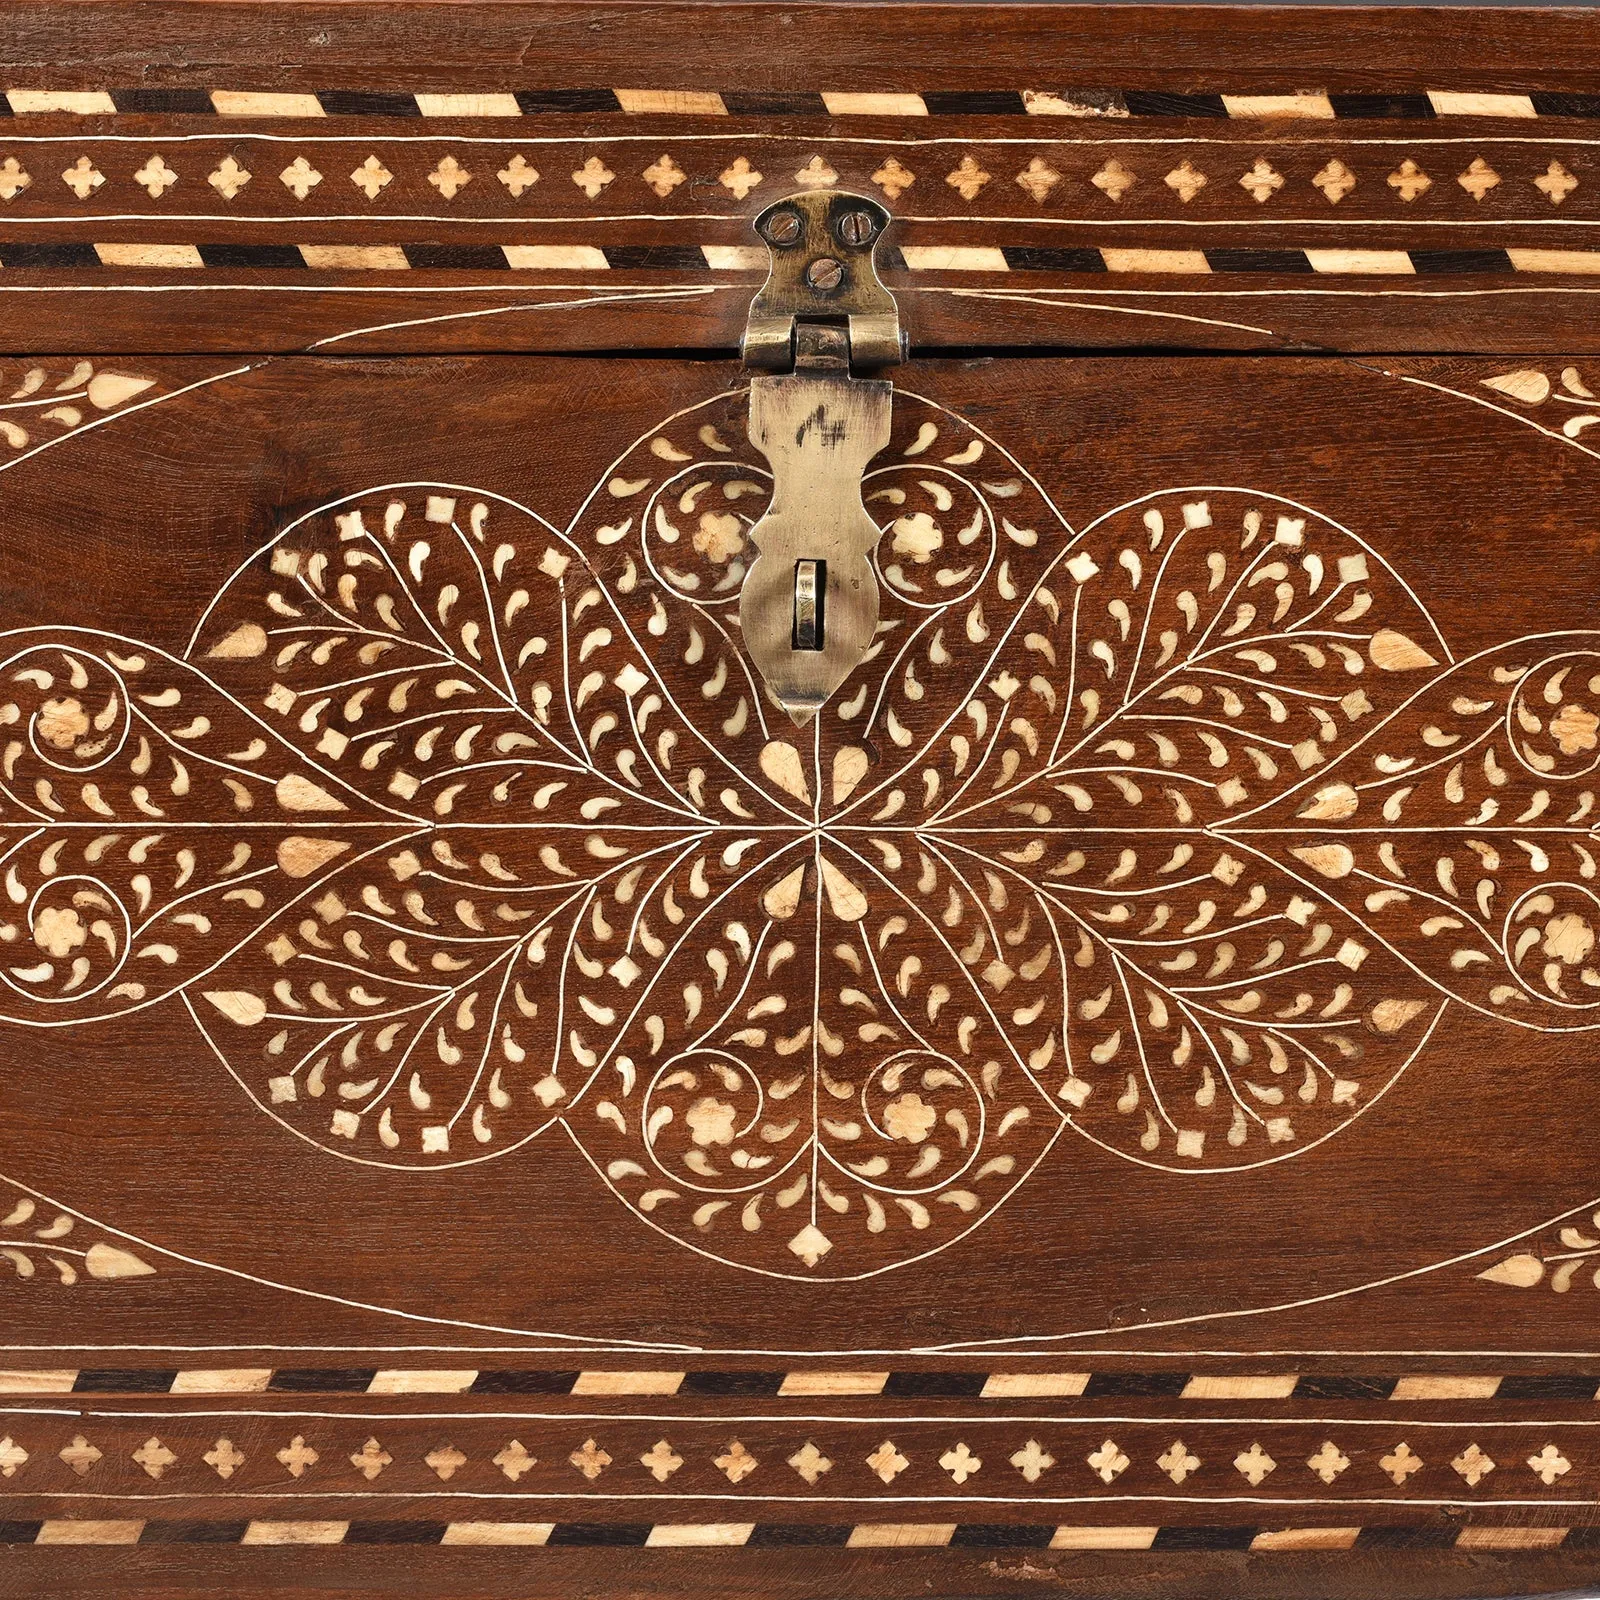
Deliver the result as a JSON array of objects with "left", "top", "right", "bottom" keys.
[{"left": 739, "top": 190, "right": 903, "bottom": 726}]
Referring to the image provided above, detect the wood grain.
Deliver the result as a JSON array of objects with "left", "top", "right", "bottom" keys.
[
  {"left": 5, "top": 4, "right": 1600, "bottom": 1592},
  {"left": 0, "top": 352, "right": 1598, "bottom": 1598}
]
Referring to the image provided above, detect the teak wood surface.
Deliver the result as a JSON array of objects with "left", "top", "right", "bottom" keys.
[{"left": 4, "top": 4, "right": 1600, "bottom": 1597}]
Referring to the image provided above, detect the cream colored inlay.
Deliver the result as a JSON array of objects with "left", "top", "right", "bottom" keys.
[
  {"left": 212, "top": 91, "right": 326, "bottom": 117},
  {"left": 416, "top": 93, "right": 522, "bottom": 117}
]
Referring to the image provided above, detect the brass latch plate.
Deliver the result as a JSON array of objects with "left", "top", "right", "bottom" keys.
[{"left": 738, "top": 190, "right": 903, "bottom": 725}]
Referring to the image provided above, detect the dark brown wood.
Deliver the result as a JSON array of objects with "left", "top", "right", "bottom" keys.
[
  {"left": 5, "top": 2, "right": 1600, "bottom": 94},
  {"left": 5, "top": 5, "right": 1600, "bottom": 1595}
]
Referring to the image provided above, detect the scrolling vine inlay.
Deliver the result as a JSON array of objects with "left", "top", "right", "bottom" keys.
[{"left": 2, "top": 391, "right": 1597, "bottom": 1279}]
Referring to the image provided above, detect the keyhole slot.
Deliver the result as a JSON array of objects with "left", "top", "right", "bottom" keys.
[{"left": 792, "top": 559, "right": 826, "bottom": 651}]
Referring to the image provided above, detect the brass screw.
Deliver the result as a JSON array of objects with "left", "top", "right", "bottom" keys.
[
  {"left": 806, "top": 256, "right": 845, "bottom": 291},
  {"left": 836, "top": 209, "right": 877, "bottom": 247},
  {"left": 763, "top": 209, "right": 803, "bottom": 246}
]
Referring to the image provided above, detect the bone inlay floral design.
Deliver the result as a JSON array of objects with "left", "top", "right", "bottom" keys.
[{"left": 1, "top": 392, "right": 1598, "bottom": 1278}]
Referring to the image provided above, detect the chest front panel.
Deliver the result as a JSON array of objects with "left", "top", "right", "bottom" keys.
[{"left": 5, "top": 8, "right": 1600, "bottom": 1596}]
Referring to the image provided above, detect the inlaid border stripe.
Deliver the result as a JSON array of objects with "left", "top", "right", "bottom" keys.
[
  {"left": 6, "top": 90, "right": 118, "bottom": 114},
  {"left": 441, "top": 1522, "right": 554, "bottom": 1545},
  {"left": 73, "top": 1369, "right": 179, "bottom": 1393},
  {"left": 366, "top": 1369, "right": 478, "bottom": 1394},
  {"left": 981, "top": 1372, "right": 1091, "bottom": 1397},
  {"left": 568, "top": 1370, "right": 686, "bottom": 1396},
  {"left": 1389, "top": 1375, "right": 1501, "bottom": 1400},
  {"left": 414, "top": 94, "right": 519, "bottom": 118},
  {"left": 0, "top": 1365, "right": 1596, "bottom": 1394},
  {"left": 1293, "top": 1376, "right": 1399, "bottom": 1400},
  {"left": 1049, "top": 1525, "right": 1160, "bottom": 1549},
  {"left": 901, "top": 246, "right": 1012, "bottom": 273},
  {"left": 702, "top": 245, "right": 767, "bottom": 271},
  {"left": 1455, "top": 1526, "right": 1570, "bottom": 1549},
  {"left": 1496, "top": 1375, "right": 1600, "bottom": 1399},
  {"left": 0, "top": 243, "right": 1590, "bottom": 277},
  {"left": 1305, "top": 248, "right": 1417, "bottom": 275},
  {"left": 0, "top": 87, "right": 1593, "bottom": 119},
  {"left": 645, "top": 1523, "right": 756, "bottom": 1547},
  {"left": 266, "top": 1368, "right": 378, "bottom": 1393},
  {"left": 613, "top": 90, "right": 728, "bottom": 117},
  {"left": 503, "top": 246, "right": 611, "bottom": 271},
  {"left": 1103, "top": 247, "right": 1212, "bottom": 274},
  {"left": 1251, "top": 1527, "right": 1362, "bottom": 1550},
  {"left": 210, "top": 91, "right": 326, "bottom": 118},
  {"left": 168, "top": 1369, "right": 273, "bottom": 1394},
  {"left": 0, "top": 1521, "right": 1584, "bottom": 1547},
  {"left": 821, "top": 92, "right": 929, "bottom": 117},
  {"left": 1220, "top": 93, "right": 1335, "bottom": 121},
  {"left": 240, "top": 1520, "right": 349, "bottom": 1545},
  {"left": 299, "top": 245, "right": 412, "bottom": 271},
  {"left": 0, "top": 1370, "right": 77, "bottom": 1393},
  {"left": 92, "top": 243, "right": 204, "bottom": 268},
  {"left": 1426, "top": 90, "right": 1538, "bottom": 120},
  {"left": 846, "top": 1523, "right": 958, "bottom": 1547},
  {"left": 1508, "top": 247, "right": 1600, "bottom": 274},
  {"left": 777, "top": 1372, "right": 890, "bottom": 1396}
]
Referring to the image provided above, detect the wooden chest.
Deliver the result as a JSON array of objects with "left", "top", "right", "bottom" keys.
[{"left": 3, "top": 4, "right": 1600, "bottom": 1594}]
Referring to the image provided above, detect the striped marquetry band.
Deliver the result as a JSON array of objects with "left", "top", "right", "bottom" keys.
[
  {"left": 0, "top": 89, "right": 1592, "bottom": 121},
  {"left": 0, "top": 1518, "right": 1581, "bottom": 1548},
  {"left": 5, "top": 243, "right": 1600, "bottom": 277},
  {"left": 1, "top": 1367, "right": 1595, "bottom": 1398}
]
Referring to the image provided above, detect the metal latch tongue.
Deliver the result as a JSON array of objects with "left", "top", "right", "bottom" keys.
[{"left": 739, "top": 190, "right": 903, "bottom": 726}]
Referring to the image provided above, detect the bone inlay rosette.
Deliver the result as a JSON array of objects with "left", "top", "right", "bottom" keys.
[{"left": 2, "top": 385, "right": 1598, "bottom": 1283}]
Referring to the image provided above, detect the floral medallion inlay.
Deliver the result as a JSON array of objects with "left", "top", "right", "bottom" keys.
[{"left": 1, "top": 391, "right": 1598, "bottom": 1278}]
